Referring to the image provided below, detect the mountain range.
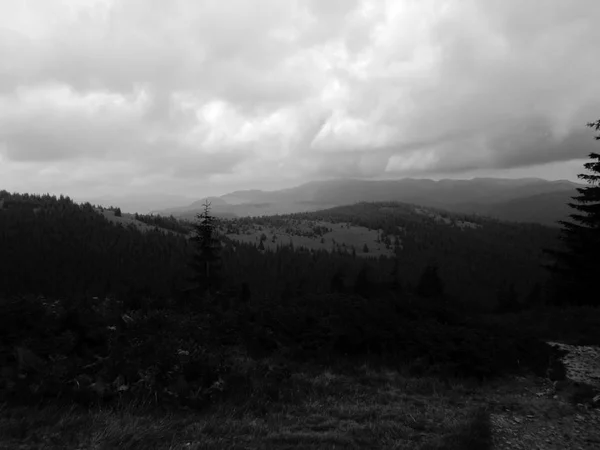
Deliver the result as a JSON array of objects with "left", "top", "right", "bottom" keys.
[{"left": 152, "top": 177, "right": 582, "bottom": 227}]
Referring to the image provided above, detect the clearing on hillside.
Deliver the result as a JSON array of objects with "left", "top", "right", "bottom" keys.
[{"left": 219, "top": 219, "right": 397, "bottom": 258}]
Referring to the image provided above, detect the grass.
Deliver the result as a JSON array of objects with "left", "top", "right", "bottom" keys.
[
  {"left": 99, "top": 210, "right": 184, "bottom": 236},
  {"left": 220, "top": 220, "right": 395, "bottom": 258},
  {"left": 2, "top": 358, "right": 557, "bottom": 450},
  {"left": 3, "top": 304, "right": 595, "bottom": 450}
]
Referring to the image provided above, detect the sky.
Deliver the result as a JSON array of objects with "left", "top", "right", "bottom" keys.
[{"left": 1, "top": 0, "right": 600, "bottom": 203}]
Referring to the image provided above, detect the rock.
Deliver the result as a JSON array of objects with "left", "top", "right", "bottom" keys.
[
  {"left": 546, "top": 341, "right": 600, "bottom": 391},
  {"left": 553, "top": 380, "right": 599, "bottom": 405}
]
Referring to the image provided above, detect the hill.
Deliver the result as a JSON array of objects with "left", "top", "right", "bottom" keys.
[
  {"left": 452, "top": 190, "right": 576, "bottom": 226},
  {"left": 218, "top": 201, "right": 558, "bottom": 308},
  {"left": 0, "top": 189, "right": 558, "bottom": 309},
  {"left": 95, "top": 208, "right": 190, "bottom": 235},
  {"left": 83, "top": 193, "right": 194, "bottom": 215},
  {"left": 157, "top": 177, "right": 581, "bottom": 226},
  {"left": 0, "top": 191, "right": 193, "bottom": 300}
]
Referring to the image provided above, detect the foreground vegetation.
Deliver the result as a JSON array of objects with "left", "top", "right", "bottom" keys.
[
  {"left": 0, "top": 363, "right": 502, "bottom": 450},
  {"left": 0, "top": 295, "right": 592, "bottom": 450},
  {"left": 1, "top": 328, "right": 598, "bottom": 450},
  {"left": 3, "top": 291, "right": 598, "bottom": 411}
]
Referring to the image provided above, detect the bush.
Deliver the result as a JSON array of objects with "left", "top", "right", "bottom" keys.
[
  {"left": 0, "top": 295, "right": 239, "bottom": 410},
  {"left": 0, "top": 290, "right": 571, "bottom": 410},
  {"left": 240, "top": 293, "right": 565, "bottom": 381}
]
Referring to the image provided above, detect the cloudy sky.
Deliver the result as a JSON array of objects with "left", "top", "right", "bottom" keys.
[{"left": 1, "top": 0, "right": 600, "bottom": 202}]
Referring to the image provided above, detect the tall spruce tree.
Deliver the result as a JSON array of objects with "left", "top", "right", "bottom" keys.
[
  {"left": 544, "top": 120, "right": 600, "bottom": 306},
  {"left": 190, "top": 200, "right": 222, "bottom": 299},
  {"left": 389, "top": 249, "right": 404, "bottom": 293},
  {"left": 353, "top": 264, "right": 372, "bottom": 298},
  {"left": 416, "top": 264, "right": 444, "bottom": 298},
  {"left": 495, "top": 282, "right": 520, "bottom": 314}
]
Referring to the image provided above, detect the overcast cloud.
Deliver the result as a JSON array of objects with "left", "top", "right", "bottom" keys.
[{"left": 1, "top": 0, "right": 600, "bottom": 200}]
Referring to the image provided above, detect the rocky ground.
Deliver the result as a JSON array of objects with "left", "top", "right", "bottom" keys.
[
  {"left": 486, "top": 341, "right": 600, "bottom": 449},
  {"left": 546, "top": 342, "right": 600, "bottom": 391}
]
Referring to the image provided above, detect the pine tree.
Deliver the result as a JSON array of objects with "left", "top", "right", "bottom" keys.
[
  {"left": 240, "top": 282, "right": 251, "bottom": 304},
  {"left": 330, "top": 271, "right": 345, "bottom": 293},
  {"left": 525, "top": 282, "right": 544, "bottom": 309},
  {"left": 416, "top": 264, "right": 444, "bottom": 298},
  {"left": 353, "top": 264, "right": 372, "bottom": 298},
  {"left": 389, "top": 251, "right": 403, "bottom": 293},
  {"left": 495, "top": 282, "right": 520, "bottom": 314},
  {"left": 393, "top": 235, "right": 401, "bottom": 252},
  {"left": 190, "top": 200, "right": 222, "bottom": 299},
  {"left": 544, "top": 120, "right": 600, "bottom": 306}
]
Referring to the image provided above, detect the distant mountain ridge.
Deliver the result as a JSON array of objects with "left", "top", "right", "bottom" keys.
[
  {"left": 157, "top": 196, "right": 229, "bottom": 215},
  {"left": 84, "top": 193, "right": 195, "bottom": 215},
  {"left": 155, "top": 177, "right": 583, "bottom": 226}
]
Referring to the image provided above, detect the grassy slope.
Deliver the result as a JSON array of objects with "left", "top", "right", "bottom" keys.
[
  {"left": 0, "top": 362, "right": 496, "bottom": 450},
  {"left": 3, "top": 359, "right": 596, "bottom": 450},
  {"left": 98, "top": 210, "right": 186, "bottom": 235},
  {"left": 220, "top": 220, "right": 395, "bottom": 258},
  {"left": 217, "top": 203, "right": 504, "bottom": 261}
]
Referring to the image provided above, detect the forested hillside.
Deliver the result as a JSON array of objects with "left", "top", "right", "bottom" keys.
[
  {"left": 0, "top": 191, "right": 192, "bottom": 302},
  {"left": 2, "top": 187, "right": 599, "bottom": 449},
  {"left": 0, "top": 190, "right": 559, "bottom": 310},
  {"left": 219, "top": 201, "right": 558, "bottom": 308}
]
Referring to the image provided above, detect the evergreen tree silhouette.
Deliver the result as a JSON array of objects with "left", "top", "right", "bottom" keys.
[
  {"left": 330, "top": 271, "right": 345, "bottom": 293},
  {"left": 416, "top": 264, "right": 444, "bottom": 298},
  {"left": 240, "top": 282, "right": 251, "bottom": 304},
  {"left": 525, "top": 282, "right": 544, "bottom": 309},
  {"left": 544, "top": 120, "right": 600, "bottom": 306},
  {"left": 353, "top": 264, "right": 372, "bottom": 298},
  {"left": 495, "top": 282, "right": 520, "bottom": 314},
  {"left": 190, "top": 200, "right": 222, "bottom": 301},
  {"left": 389, "top": 248, "right": 403, "bottom": 293}
]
